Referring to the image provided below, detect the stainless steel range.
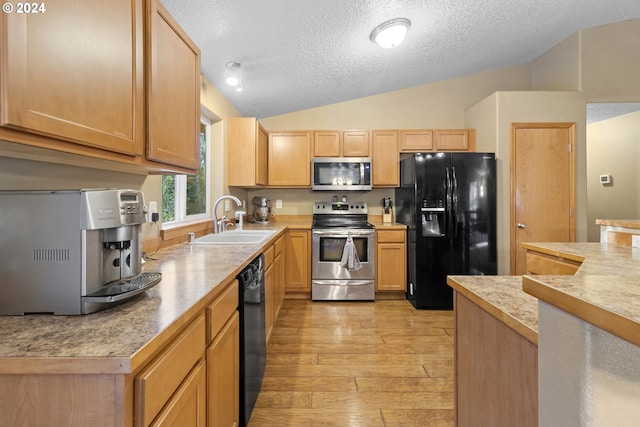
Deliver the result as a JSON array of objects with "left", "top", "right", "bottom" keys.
[{"left": 311, "top": 200, "right": 375, "bottom": 301}]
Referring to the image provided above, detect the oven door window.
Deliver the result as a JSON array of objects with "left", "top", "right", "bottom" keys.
[{"left": 319, "top": 236, "right": 369, "bottom": 262}]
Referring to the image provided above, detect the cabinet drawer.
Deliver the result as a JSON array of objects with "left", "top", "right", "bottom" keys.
[
  {"left": 207, "top": 280, "right": 239, "bottom": 343},
  {"left": 526, "top": 251, "right": 580, "bottom": 275},
  {"left": 135, "top": 314, "right": 206, "bottom": 427},
  {"left": 376, "top": 230, "right": 406, "bottom": 243},
  {"left": 274, "top": 235, "right": 284, "bottom": 256},
  {"left": 263, "top": 244, "right": 275, "bottom": 268}
]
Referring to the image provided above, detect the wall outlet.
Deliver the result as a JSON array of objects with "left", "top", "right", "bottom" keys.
[
  {"left": 148, "top": 201, "right": 158, "bottom": 214},
  {"left": 224, "top": 200, "right": 230, "bottom": 211},
  {"left": 276, "top": 199, "right": 283, "bottom": 208},
  {"left": 633, "top": 235, "right": 640, "bottom": 248}
]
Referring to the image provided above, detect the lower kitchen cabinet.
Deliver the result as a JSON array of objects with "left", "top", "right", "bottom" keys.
[
  {"left": 284, "top": 230, "right": 311, "bottom": 296},
  {"left": 264, "top": 244, "right": 276, "bottom": 343},
  {"left": 150, "top": 359, "right": 207, "bottom": 427},
  {"left": 206, "top": 311, "right": 240, "bottom": 427},
  {"left": 525, "top": 248, "right": 581, "bottom": 275},
  {"left": 376, "top": 230, "right": 406, "bottom": 292},
  {"left": 135, "top": 314, "right": 206, "bottom": 427}
]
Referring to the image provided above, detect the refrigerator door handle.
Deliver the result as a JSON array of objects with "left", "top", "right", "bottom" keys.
[
  {"left": 446, "top": 167, "right": 453, "bottom": 237},
  {"left": 452, "top": 167, "right": 458, "bottom": 239}
]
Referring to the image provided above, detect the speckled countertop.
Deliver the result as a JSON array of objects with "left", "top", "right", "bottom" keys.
[
  {"left": 449, "top": 241, "right": 640, "bottom": 347},
  {"left": 0, "top": 217, "right": 406, "bottom": 375},
  {"left": 0, "top": 224, "right": 288, "bottom": 375}
]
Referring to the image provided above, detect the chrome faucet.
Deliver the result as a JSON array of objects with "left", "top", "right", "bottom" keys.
[{"left": 213, "top": 195, "right": 242, "bottom": 233}]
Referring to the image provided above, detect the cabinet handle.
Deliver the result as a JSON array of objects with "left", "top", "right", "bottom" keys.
[{"left": 517, "top": 223, "right": 526, "bottom": 229}]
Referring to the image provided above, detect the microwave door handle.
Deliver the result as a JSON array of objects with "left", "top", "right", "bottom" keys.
[{"left": 360, "top": 162, "right": 365, "bottom": 185}]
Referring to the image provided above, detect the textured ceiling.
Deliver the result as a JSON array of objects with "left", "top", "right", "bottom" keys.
[{"left": 161, "top": 0, "right": 640, "bottom": 119}]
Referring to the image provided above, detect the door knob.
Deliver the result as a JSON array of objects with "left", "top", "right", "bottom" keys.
[{"left": 517, "top": 223, "right": 526, "bottom": 229}]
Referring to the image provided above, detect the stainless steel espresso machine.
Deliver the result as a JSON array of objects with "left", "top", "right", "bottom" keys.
[{"left": 0, "top": 189, "right": 161, "bottom": 315}]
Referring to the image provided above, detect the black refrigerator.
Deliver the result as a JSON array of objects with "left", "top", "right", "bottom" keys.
[{"left": 395, "top": 153, "right": 497, "bottom": 309}]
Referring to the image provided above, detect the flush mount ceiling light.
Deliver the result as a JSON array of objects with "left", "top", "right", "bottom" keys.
[
  {"left": 225, "top": 61, "right": 243, "bottom": 90},
  {"left": 370, "top": 18, "right": 411, "bottom": 48}
]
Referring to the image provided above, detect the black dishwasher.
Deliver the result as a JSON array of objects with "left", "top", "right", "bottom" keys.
[{"left": 237, "top": 254, "right": 266, "bottom": 427}]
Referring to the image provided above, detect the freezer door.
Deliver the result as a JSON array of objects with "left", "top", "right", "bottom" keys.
[{"left": 450, "top": 153, "right": 497, "bottom": 276}]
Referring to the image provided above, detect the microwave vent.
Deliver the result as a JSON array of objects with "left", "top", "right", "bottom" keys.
[{"left": 33, "top": 249, "right": 71, "bottom": 263}]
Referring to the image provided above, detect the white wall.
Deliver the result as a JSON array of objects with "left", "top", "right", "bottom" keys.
[{"left": 586, "top": 111, "right": 640, "bottom": 241}]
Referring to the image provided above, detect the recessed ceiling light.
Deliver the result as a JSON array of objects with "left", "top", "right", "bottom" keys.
[
  {"left": 225, "top": 76, "right": 240, "bottom": 86},
  {"left": 370, "top": 18, "right": 411, "bottom": 49}
]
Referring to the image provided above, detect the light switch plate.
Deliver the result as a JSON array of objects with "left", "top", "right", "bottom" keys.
[
  {"left": 276, "top": 199, "right": 283, "bottom": 208},
  {"left": 632, "top": 235, "right": 640, "bottom": 248}
]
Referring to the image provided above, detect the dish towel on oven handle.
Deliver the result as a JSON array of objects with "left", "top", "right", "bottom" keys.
[{"left": 340, "top": 234, "right": 362, "bottom": 271}]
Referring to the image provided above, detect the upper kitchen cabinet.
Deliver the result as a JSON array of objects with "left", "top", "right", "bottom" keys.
[
  {"left": 268, "top": 131, "right": 312, "bottom": 186},
  {"left": 371, "top": 130, "right": 399, "bottom": 187},
  {"left": 146, "top": 0, "right": 201, "bottom": 170},
  {"left": 228, "top": 117, "right": 268, "bottom": 187},
  {"left": 0, "top": 0, "right": 145, "bottom": 156},
  {"left": 399, "top": 129, "right": 476, "bottom": 152},
  {"left": 313, "top": 130, "right": 370, "bottom": 157},
  {"left": 342, "top": 130, "right": 370, "bottom": 157},
  {"left": 435, "top": 129, "right": 475, "bottom": 151}
]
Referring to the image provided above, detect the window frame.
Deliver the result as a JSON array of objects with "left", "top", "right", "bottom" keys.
[{"left": 161, "top": 115, "right": 212, "bottom": 228}]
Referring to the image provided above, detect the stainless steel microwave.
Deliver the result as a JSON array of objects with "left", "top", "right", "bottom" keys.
[{"left": 312, "top": 157, "right": 372, "bottom": 191}]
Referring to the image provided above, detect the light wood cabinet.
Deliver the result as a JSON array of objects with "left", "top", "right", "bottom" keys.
[
  {"left": 207, "top": 312, "right": 240, "bottom": 427},
  {"left": 0, "top": 0, "right": 201, "bottom": 173},
  {"left": 135, "top": 314, "right": 206, "bottom": 427},
  {"left": 376, "top": 230, "right": 407, "bottom": 292},
  {"left": 399, "top": 129, "right": 476, "bottom": 152},
  {"left": 264, "top": 244, "right": 275, "bottom": 343},
  {"left": 151, "top": 359, "right": 206, "bottom": 427},
  {"left": 435, "top": 129, "right": 475, "bottom": 151},
  {"left": 525, "top": 250, "right": 581, "bottom": 275},
  {"left": 399, "top": 130, "right": 434, "bottom": 152},
  {"left": 284, "top": 230, "right": 311, "bottom": 295},
  {"left": 313, "top": 130, "right": 370, "bottom": 157},
  {"left": 371, "top": 130, "right": 399, "bottom": 187},
  {"left": 313, "top": 131, "right": 341, "bottom": 157},
  {"left": 146, "top": 0, "right": 201, "bottom": 170},
  {"left": 228, "top": 117, "right": 268, "bottom": 186},
  {"left": 268, "top": 132, "right": 312, "bottom": 186},
  {"left": 0, "top": 0, "right": 145, "bottom": 156},
  {"left": 274, "top": 236, "right": 285, "bottom": 319}
]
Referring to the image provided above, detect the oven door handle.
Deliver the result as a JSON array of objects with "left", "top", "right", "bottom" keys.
[
  {"left": 312, "top": 280, "right": 375, "bottom": 286},
  {"left": 312, "top": 229, "right": 375, "bottom": 236}
]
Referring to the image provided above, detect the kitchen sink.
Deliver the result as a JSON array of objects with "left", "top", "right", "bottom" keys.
[{"left": 190, "top": 230, "right": 275, "bottom": 245}]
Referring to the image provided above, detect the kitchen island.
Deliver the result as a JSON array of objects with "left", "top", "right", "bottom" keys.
[{"left": 448, "top": 238, "right": 640, "bottom": 427}]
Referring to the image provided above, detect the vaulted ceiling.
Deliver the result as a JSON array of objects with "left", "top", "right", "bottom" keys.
[{"left": 161, "top": 0, "right": 640, "bottom": 119}]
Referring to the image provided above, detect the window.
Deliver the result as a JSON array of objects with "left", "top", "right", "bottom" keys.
[{"left": 161, "top": 117, "right": 211, "bottom": 225}]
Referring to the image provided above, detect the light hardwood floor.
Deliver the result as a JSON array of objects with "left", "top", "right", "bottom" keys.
[{"left": 249, "top": 299, "right": 455, "bottom": 426}]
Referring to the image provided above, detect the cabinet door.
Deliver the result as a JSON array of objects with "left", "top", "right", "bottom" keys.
[
  {"left": 268, "top": 132, "right": 311, "bottom": 186},
  {"left": 151, "top": 359, "right": 206, "bottom": 427},
  {"left": 207, "top": 311, "right": 240, "bottom": 427},
  {"left": 434, "top": 130, "right": 473, "bottom": 151},
  {"left": 399, "top": 130, "right": 434, "bottom": 152},
  {"left": 147, "top": 0, "right": 201, "bottom": 170},
  {"left": 285, "top": 230, "right": 311, "bottom": 292},
  {"left": 228, "top": 117, "right": 267, "bottom": 186},
  {"left": 342, "top": 130, "right": 370, "bottom": 157},
  {"left": 274, "top": 236, "right": 285, "bottom": 318},
  {"left": 371, "top": 131, "right": 399, "bottom": 187},
  {"left": 313, "top": 131, "right": 341, "bottom": 157},
  {"left": 376, "top": 243, "right": 407, "bottom": 291},
  {"left": 256, "top": 124, "right": 269, "bottom": 185},
  {"left": 0, "top": 0, "right": 144, "bottom": 155}
]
